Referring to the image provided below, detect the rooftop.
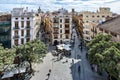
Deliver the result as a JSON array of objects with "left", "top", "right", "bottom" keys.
[
  {"left": 12, "top": 8, "right": 34, "bottom": 17},
  {"left": 97, "top": 15, "right": 120, "bottom": 35}
]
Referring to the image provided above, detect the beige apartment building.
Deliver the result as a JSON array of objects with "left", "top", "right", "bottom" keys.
[
  {"left": 82, "top": 7, "right": 113, "bottom": 41},
  {"left": 51, "top": 8, "right": 72, "bottom": 45},
  {"left": 97, "top": 15, "right": 120, "bottom": 42},
  {"left": 11, "top": 7, "right": 41, "bottom": 47}
]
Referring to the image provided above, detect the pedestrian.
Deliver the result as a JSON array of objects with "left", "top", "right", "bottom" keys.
[
  {"left": 66, "top": 59, "right": 68, "bottom": 62},
  {"left": 78, "top": 65, "right": 81, "bottom": 72},
  {"left": 81, "top": 46, "right": 82, "bottom": 51},
  {"left": 86, "top": 52, "right": 88, "bottom": 59},
  {"left": 49, "top": 69, "right": 51, "bottom": 73},
  {"left": 47, "top": 73, "right": 50, "bottom": 77},
  {"left": 72, "top": 59, "right": 74, "bottom": 64}
]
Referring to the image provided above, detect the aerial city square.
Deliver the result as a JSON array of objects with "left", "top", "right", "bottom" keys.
[{"left": 0, "top": 0, "right": 120, "bottom": 80}]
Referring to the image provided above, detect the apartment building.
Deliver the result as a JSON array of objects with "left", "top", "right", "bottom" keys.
[
  {"left": 11, "top": 7, "right": 41, "bottom": 47},
  {"left": 51, "top": 8, "right": 72, "bottom": 45},
  {"left": 0, "top": 13, "right": 11, "bottom": 48},
  {"left": 82, "top": 7, "right": 113, "bottom": 41},
  {"left": 97, "top": 15, "right": 120, "bottom": 42}
]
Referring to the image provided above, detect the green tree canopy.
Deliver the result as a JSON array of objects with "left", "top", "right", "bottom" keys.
[
  {"left": 15, "top": 39, "right": 47, "bottom": 70},
  {"left": 0, "top": 45, "right": 15, "bottom": 71},
  {"left": 88, "top": 34, "right": 120, "bottom": 80}
]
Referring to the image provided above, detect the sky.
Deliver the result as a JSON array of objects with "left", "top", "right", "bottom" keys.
[{"left": 0, "top": 0, "right": 120, "bottom": 14}]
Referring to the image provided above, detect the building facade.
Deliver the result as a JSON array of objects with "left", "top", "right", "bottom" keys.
[
  {"left": 11, "top": 8, "right": 41, "bottom": 47},
  {"left": 0, "top": 13, "right": 11, "bottom": 48},
  {"left": 97, "top": 15, "right": 120, "bottom": 42},
  {"left": 51, "top": 8, "right": 72, "bottom": 45},
  {"left": 82, "top": 7, "right": 113, "bottom": 41}
]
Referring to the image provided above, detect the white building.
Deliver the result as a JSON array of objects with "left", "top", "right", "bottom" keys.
[
  {"left": 51, "top": 8, "right": 72, "bottom": 45},
  {"left": 11, "top": 8, "right": 41, "bottom": 47}
]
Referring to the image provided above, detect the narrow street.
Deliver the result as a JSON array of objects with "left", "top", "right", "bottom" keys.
[{"left": 71, "top": 27, "right": 105, "bottom": 80}]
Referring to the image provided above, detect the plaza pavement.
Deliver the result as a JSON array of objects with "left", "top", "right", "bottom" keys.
[{"left": 30, "top": 27, "right": 105, "bottom": 80}]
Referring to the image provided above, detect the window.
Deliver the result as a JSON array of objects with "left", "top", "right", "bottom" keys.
[
  {"left": 107, "top": 15, "right": 110, "bottom": 17},
  {"left": 21, "top": 30, "right": 24, "bottom": 36},
  {"left": 85, "top": 31, "right": 89, "bottom": 34},
  {"left": 21, "top": 17, "right": 24, "bottom": 19},
  {"left": 15, "top": 18, "right": 18, "bottom": 20},
  {"left": 27, "top": 17, "right": 29, "bottom": 19},
  {"left": 99, "top": 28, "right": 103, "bottom": 32},
  {"left": 86, "top": 37, "right": 90, "bottom": 40},
  {"left": 102, "top": 15, "right": 105, "bottom": 18},
  {"left": 60, "top": 34, "right": 62, "bottom": 38},
  {"left": 66, "top": 35, "right": 69, "bottom": 39},
  {"left": 65, "top": 19, "right": 69, "bottom": 23},
  {"left": 97, "top": 15, "right": 100, "bottom": 18},
  {"left": 53, "top": 18, "right": 59, "bottom": 23},
  {"left": 21, "top": 21, "right": 24, "bottom": 28},
  {"left": 60, "top": 19, "right": 62, "bottom": 23},
  {"left": 26, "top": 38, "right": 30, "bottom": 42},
  {"left": 86, "top": 16, "right": 88, "bottom": 18},
  {"left": 65, "top": 24, "right": 69, "bottom": 28},
  {"left": 14, "top": 39, "right": 18, "bottom": 46},
  {"left": 92, "top": 20, "right": 95, "bottom": 22},
  {"left": 60, "top": 24, "right": 62, "bottom": 28},
  {"left": 15, "top": 30, "right": 18, "bottom": 36},
  {"left": 15, "top": 21, "right": 18, "bottom": 28},
  {"left": 111, "top": 32, "right": 117, "bottom": 37},
  {"left": 26, "top": 30, "right": 30, "bottom": 36},
  {"left": 65, "top": 30, "right": 69, "bottom": 34},
  {"left": 26, "top": 21, "right": 30, "bottom": 27},
  {"left": 86, "top": 21, "right": 88, "bottom": 23},
  {"left": 60, "top": 30, "right": 62, "bottom": 33},
  {"left": 92, "top": 15, "right": 94, "bottom": 18},
  {"left": 54, "top": 35, "right": 58, "bottom": 39},
  {"left": 105, "top": 30, "right": 108, "bottom": 33},
  {"left": 21, "top": 38, "right": 24, "bottom": 44}
]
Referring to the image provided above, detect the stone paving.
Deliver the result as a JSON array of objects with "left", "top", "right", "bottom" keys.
[
  {"left": 30, "top": 51, "right": 78, "bottom": 80},
  {"left": 30, "top": 27, "right": 105, "bottom": 80}
]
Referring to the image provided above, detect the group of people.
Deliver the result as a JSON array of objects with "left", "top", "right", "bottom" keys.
[{"left": 52, "top": 49, "right": 71, "bottom": 57}]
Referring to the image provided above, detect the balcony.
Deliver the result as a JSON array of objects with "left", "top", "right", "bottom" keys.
[
  {"left": 13, "top": 27, "right": 19, "bottom": 29},
  {"left": 53, "top": 32, "right": 59, "bottom": 34},
  {"left": 26, "top": 26, "right": 30, "bottom": 29},
  {"left": 26, "top": 35, "right": 31, "bottom": 38},
  {"left": 13, "top": 35, "right": 19, "bottom": 38}
]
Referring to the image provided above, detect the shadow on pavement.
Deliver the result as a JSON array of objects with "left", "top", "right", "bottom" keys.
[{"left": 70, "top": 60, "right": 81, "bottom": 80}]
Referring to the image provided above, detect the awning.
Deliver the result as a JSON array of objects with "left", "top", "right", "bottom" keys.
[
  {"left": 57, "top": 44, "right": 71, "bottom": 51},
  {"left": 2, "top": 71, "right": 14, "bottom": 79},
  {"left": 1, "top": 67, "right": 26, "bottom": 79},
  {"left": 13, "top": 67, "right": 26, "bottom": 74}
]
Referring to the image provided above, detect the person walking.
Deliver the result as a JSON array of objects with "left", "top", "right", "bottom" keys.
[
  {"left": 78, "top": 65, "right": 81, "bottom": 72},
  {"left": 49, "top": 69, "right": 51, "bottom": 73},
  {"left": 80, "top": 46, "right": 82, "bottom": 51}
]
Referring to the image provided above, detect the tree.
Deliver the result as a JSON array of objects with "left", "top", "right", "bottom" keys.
[
  {"left": 0, "top": 45, "right": 15, "bottom": 72},
  {"left": 72, "top": 15, "right": 83, "bottom": 38},
  {"left": 88, "top": 34, "right": 120, "bottom": 80},
  {"left": 44, "top": 17, "right": 52, "bottom": 43},
  {"left": 87, "top": 33, "right": 112, "bottom": 48},
  {"left": 15, "top": 39, "right": 47, "bottom": 71}
]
